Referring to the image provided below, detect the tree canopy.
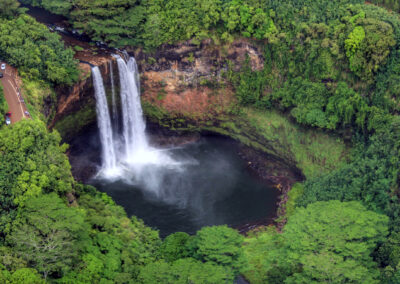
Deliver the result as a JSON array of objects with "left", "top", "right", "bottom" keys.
[{"left": 244, "top": 201, "right": 389, "bottom": 283}]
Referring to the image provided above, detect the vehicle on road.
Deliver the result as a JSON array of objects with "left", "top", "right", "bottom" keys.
[
  {"left": 1, "top": 63, "right": 5, "bottom": 70},
  {"left": 5, "top": 112, "right": 11, "bottom": 125},
  {"left": 0, "top": 73, "right": 3, "bottom": 78}
]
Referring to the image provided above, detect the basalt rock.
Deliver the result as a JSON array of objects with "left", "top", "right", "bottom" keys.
[{"left": 50, "top": 54, "right": 119, "bottom": 140}]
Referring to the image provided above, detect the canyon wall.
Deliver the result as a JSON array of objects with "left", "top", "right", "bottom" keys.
[
  {"left": 50, "top": 39, "right": 347, "bottom": 185},
  {"left": 51, "top": 55, "right": 118, "bottom": 140}
]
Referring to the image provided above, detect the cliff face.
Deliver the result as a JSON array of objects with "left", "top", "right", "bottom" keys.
[
  {"left": 51, "top": 38, "right": 264, "bottom": 140},
  {"left": 52, "top": 38, "right": 347, "bottom": 187},
  {"left": 50, "top": 55, "right": 119, "bottom": 140},
  {"left": 134, "top": 39, "right": 263, "bottom": 122},
  {"left": 132, "top": 40, "right": 346, "bottom": 181}
]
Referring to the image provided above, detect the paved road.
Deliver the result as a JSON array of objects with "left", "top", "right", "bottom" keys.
[{"left": 1, "top": 64, "right": 27, "bottom": 124}]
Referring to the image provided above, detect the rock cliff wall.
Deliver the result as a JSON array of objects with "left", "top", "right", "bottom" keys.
[
  {"left": 51, "top": 39, "right": 347, "bottom": 187},
  {"left": 50, "top": 54, "right": 119, "bottom": 140}
]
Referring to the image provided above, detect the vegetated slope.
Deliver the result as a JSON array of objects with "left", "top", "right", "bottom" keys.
[
  {"left": 369, "top": 0, "right": 400, "bottom": 12},
  {"left": 0, "top": 1, "right": 79, "bottom": 122},
  {"left": 0, "top": 85, "right": 8, "bottom": 116},
  {"left": 0, "top": 0, "right": 399, "bottom": 283}
]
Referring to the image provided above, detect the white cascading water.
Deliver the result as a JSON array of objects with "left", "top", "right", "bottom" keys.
[
  {"left": 95, "top": 55, "right": 188, "bottom": 200},
  {"left": 116, "top": 56, "right": 149, "bottom": 160},
  {"left": 92, "top": 66, "right": 118, "bottom": 175},
  {"left": 109, "top": 61, "right": 119, "bottom": 131},
  {"left": 115, "top": 55, "right": 184, "bottom": 196}
]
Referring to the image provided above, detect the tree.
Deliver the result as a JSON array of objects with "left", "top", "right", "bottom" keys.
[
  {"left": 159, "top": 232, "right": 191, "bottom": 262},
  {"left": 8, "top": 268, "right": 44, "bottom": 284},
  {"left": 0, "top": 15, "right": 79, "bottom": 85},
  {"left": 61, "top": 186, "right": 161, "bottom": 283},
  {"left": 0, "top": 85, "right": 8, "bottom": 116},
  {"left": 0, "top": 0, "right": 20, "bottom": 19},
  {"left": 189, "top": 225, "right": 246, "bottom": 274},
  {"left": 244, "top": 201, "right": 389, "bottom": 283},
  {"left": 283, "top": 201, "right": 388, "bottom": 283},
  {"left": 138, "top": 258, "right": 234, "bottom": 284},
  {"left": 8, "top": 193, "right": 87, "bottom": 279},
  {"left": 0, "top": 267, "right": 44, "bottom": 284},
  {"left": 346, "top": 17, "right": 395, "bottom": 81},
  {"left": 242, "top": 227, "right": 289, "bottom": 284},
  {"left": 300, "top": 116, "right": 400, "bottom": 214},
  {"left": 0, "top": 120, "right": 74, "bottom": 238}
]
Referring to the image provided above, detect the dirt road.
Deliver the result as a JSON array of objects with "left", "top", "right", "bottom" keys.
[{"left": 1, "top": 64, "right": 28, "bottom": 124}]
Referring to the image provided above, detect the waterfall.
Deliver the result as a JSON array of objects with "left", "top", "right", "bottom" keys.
[
  {"left": 116, "top": 56, "right": 148, "bottom": 159},
  {"left": 92, "top": 66, "right": 117, "bottom": 173},
  {"left": 109, "top": 61, "right": 119, "bottom": 131},
  {"left": 94, "top": 55, "right": 180, "bottom": 189}
]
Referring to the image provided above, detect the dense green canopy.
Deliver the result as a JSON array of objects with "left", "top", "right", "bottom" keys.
[
  {"left": 244, "top": 201, "right": 389, "bottom": 283},
  {"left": 0, "top": 14, "right": 78, "bottom": 85},
  {"left": 1, "top": 0, "right": 400, "bottom": 283}
]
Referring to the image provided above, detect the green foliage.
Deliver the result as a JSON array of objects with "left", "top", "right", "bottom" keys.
[
  {"left": 222, "top": 3, "right": 398, "bottom": 137},
  {"left": 0, "top": 84, "right": 8, "bottom": 116},
  {"left": 242, "top": 227, "right": 286, "bottom": 283},
  {"left": 189, "top": 225, "right": 246, "bottom": 275},
  {"left": 61, "top": 185, "right": 161, "bottom": 283},
  {"left": 23, "top": 0, "right": 279, "bottom": 49},
  {"left": 0, "top": 0, "right": 20, "bottom": 19},
  {"left": 0, "top": 247, "right": 27, "bottom": 272},
  {"left": 284, "top": 201, "right": 388, "bottom": 283},
  {"left": 21, "top": 79, "right": 56, "bottom": 123},
  {"left": 159, "top": 232, "right": 191, "bottom": 262},
  {"left": 8, "top": 193, "right": 87, "bottom": 279},
  {"left": 244, "top": 201, "right": 388, "bottom": 283},
  {"left": 378, "top": 232, "right": 400, "bottom": 269},
  {"left": 242, "top": 108, "right": 348, "bottom": 178},
  {"left": 348, "top": 18, "right": 395, "bottom": 81},
  {"left": 284, "top": 201, "right": 388, "bottom": 265},
  {"left": 300, "top": 116, "right": 400, "bottom": 216},
  {"left": 0, "top": 267, "right": 44, "bottom": 284},
  {"left": 230, "top": 56, "right": 267, "bottom": 106},
  {"left": 54, "top": 102, "right": 97, "bottom": 140},
  {"left": 0, "top": 14, "right": 78, "bottom": 85},
  {"left": 0, "top": 120, "right": 74, "bottom": 237},
  {"left": 345, "top": 26, "right": 365, "bottom": 59},
  {"left": 1, "top": 1, "right": 400, "bottom": 282},
  {"left": 284, "top": 183, "right": 304, "bottom": 217},
  {"left": 221, "top": 0, "right": 277, "bottom": 40},
  {"left": 138, "top": 258, "right": 234, "bottom": 284},
  {"left": 370, "top": 0, "right": 400, "bottom": 13}
]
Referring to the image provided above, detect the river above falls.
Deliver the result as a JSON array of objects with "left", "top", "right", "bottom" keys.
[{"left": 70, "top": 129, "right": 279, "bottom": 237}]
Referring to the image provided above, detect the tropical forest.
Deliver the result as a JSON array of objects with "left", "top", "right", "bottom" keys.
[{"left": 0, "top": 0, "right": 400, "bottom": 283}]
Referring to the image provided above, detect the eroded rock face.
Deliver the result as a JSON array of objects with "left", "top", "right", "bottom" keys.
[
  {"left": 50, "top": 54, "right": 119, "bottom": 140},
  {"left": 51, "top": 38, "right": 264, "bottom": 138},
  {"left": 51, "top": 63, "right": 92, "bottom": 128},
  {"left": 132, "top": 38, "right": 263, "bottom": 121},
  {"left": 134, "top": 38, "right": 264, "bottom": 73}
]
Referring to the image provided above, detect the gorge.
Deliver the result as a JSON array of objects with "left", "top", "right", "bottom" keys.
[
  {"left": 86, "top": 53, "right": 281, "bottom": 236},
  {"left": 1, "top": 0, "right": 399, "bottom": 282}
]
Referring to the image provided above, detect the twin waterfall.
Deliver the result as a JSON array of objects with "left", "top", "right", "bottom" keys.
[{"left": 92, "top": 55, "right": 156, "bottom": 178}]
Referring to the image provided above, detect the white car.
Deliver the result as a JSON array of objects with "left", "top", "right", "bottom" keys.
[{"left": 1, "top": 63, "right": 5, "bottom": 70}]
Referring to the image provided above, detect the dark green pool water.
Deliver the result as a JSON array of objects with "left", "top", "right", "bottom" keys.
[{"left": 90, "top": 137, "right": 278, "bottom": 237}]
